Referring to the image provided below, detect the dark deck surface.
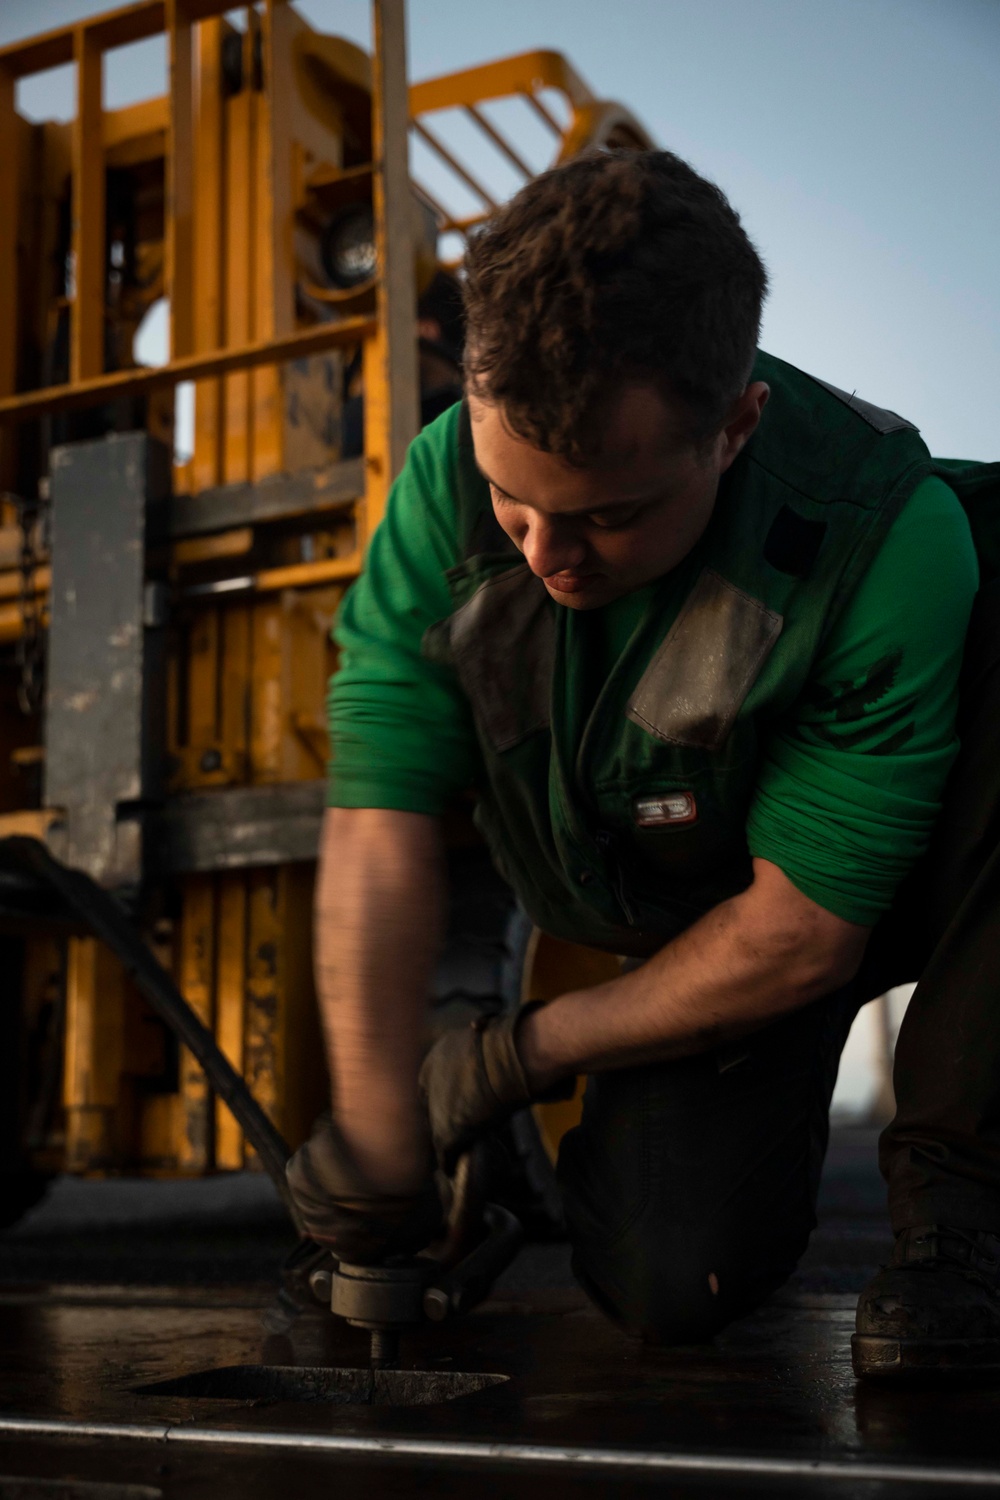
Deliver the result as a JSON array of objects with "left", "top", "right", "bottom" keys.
[{"left": 0, "top": 1128, "right": 997, "bottom": 1498}]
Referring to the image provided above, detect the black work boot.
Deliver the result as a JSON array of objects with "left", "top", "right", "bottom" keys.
[{"left": 853, "top": 1225, "right": 1000, "bottom": 1378}]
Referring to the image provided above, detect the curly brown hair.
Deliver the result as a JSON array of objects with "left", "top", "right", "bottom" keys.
[{"left": 462, "top": 150, "right": 768, "bottom": 462}]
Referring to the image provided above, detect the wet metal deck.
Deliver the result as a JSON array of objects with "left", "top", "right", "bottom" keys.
[{"left": 0, "top": 1130, "right": 998, "bottom": 1498}]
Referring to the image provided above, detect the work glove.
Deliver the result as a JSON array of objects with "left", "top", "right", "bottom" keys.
[
  {"left": 419, "top": 1002, "right": 573, "bottom": 1173},
  {"left": 286, "top": 1113, "right": 445, "bottom": 1266}
]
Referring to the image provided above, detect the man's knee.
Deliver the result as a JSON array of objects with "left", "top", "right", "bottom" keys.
[
  {"left": 573, "top": 1240, "right": 732, "bottom": 1343},
  {"left": 571, "top": 1217, "right": 809, "bottom": 1344}
]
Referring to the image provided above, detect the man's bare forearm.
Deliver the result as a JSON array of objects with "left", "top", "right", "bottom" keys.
[
  {"left": 314, "top": 806, "right": 446, "bottom": 1193},
  {"left": 518, "top": 857, "right": 870, "bottom": 1089}
]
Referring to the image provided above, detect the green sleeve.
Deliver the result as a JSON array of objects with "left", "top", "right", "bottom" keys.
[
  {"left": 326, "top": 403, "right": 479, "bottom": 813},
  {"left": 747, "top": 475, "right": 979, "bottom": 924}
]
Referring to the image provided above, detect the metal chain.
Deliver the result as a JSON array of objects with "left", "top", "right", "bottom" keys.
[{"left": 13, "top": 488, "right": 47, "bottom": 716}]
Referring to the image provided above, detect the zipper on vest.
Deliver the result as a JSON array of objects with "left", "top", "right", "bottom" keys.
[{"left": 595, "top": 829, "right": 637, "bottom": 927}]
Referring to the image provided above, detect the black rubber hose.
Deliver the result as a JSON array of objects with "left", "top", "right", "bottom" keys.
[{"left": 0, "top": 836, "right": 304, "bottom": 1235}]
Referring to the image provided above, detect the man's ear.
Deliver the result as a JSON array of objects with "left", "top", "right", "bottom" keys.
[{"left": 718, "top": 382, "right": 770, "bottom": 472}]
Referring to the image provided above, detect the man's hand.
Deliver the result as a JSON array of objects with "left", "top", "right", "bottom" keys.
[
  {"left": 419, "top": 1005, "right": 573, "bottom": 1171},
  {"left": 287, "top": 1113, "right": 444, "bottom": 1265}
]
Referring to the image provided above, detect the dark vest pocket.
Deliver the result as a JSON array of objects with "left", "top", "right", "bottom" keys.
[
  {"left": 447, "top": 564, "right": 556, "bottom": 751},
  {"left": 627, "top": 568, "right": 782, "bottom": 751}
]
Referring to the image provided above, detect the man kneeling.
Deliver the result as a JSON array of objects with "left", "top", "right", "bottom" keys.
[{"left": 290, "top": 149, "right": 1000, "bottom": 1379}]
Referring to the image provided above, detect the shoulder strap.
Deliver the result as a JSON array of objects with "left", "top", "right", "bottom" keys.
[{"left": 807, "top": 376, "right": 918, "bottom": 436}]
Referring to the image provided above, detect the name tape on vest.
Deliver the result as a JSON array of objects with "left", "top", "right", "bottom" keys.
[{"left": 633, "top": 791, "right": 698, "bottom": 827}]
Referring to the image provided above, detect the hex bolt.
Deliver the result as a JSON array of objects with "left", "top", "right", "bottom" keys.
[
  {"left": 423, "top": 1286, "right": 450, "bottom": 1322},
  {"left": 308, "top": 1267, "right": 333, "bottom": 1306}
]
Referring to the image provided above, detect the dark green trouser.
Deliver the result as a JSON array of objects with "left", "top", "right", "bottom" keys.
[
  {"left": 557, "top": 987, "right": 862, "bottom": 1342},
  {"left": 557, "top": 579, "right": 1000, "bottom": 1344}
]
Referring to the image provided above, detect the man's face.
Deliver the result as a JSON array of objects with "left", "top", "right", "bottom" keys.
[{"left": 469, "top": 382, "right": 768, "bottom": 610}]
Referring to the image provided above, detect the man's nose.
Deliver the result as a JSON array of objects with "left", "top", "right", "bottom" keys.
[{"left": 522, "top": 515, "right": 586, "bottom": 578}]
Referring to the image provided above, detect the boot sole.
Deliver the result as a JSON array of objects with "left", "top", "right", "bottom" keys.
[{"left": 853, "top": 1333, "right": 1000, "bottom": 1379}]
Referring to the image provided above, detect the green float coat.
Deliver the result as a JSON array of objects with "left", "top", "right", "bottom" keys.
[{"left": 328, "top": 351, "right": 987, "bottom": 946}]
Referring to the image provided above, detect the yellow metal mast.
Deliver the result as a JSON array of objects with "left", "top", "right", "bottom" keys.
[{"left": 0, "top": 0, "right": 653, "bottom": 1180}]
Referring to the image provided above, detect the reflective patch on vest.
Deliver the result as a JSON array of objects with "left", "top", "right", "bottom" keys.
[
  {"left": 449, "top": 564, "right": 555, "bottom": 752},
  {"left": 627, "top": 569, "right": 783, "bottom": 751},
  {"left": 811, "top": 377, "right": 918, "bottom": 436},
  {"left": 633, "top": 791, "right": 698, "bottom": 827}
]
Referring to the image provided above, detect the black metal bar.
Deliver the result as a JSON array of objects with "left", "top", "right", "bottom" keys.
[{"left": 0, "top": 835, "right": 304, "bottom": 1235}]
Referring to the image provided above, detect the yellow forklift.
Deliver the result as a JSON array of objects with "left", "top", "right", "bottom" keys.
[{"left": 0, "top": 0, "right": 653, "bottom": 1228}]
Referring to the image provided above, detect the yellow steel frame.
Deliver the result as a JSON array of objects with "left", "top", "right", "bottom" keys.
[
  {"left": 0, "top": 316, "right": 375, "bottom": 424},
  {"left": 0, "top": 7, "right": 653, "bottom": 596},
  {"left": 0, "top": 0, "right": 653, "bottom": 1179},
  {"left": 408, "top": 50, "right": 652, "bottom": 241},
  {"left": 0, "top": 0, "right": 414, "bottom": 536}
]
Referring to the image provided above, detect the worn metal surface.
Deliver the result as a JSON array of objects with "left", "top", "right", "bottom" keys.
[
  {"left": 153, "top": 783, "right": 325, "bottom": 875},
  {"left": 135, "top": 1362, "right": 508, "bottom": 1406},
  {"left": 1, "top": 1277, "right": 1000, "bottom": 1494},
  {"left": 0, "top": 1439, "right": 987, "bottom": 1500},
  {"left": 44, "top": 432, "right": 170, "bottom": 888},
  {"left": 0, "top": 1132, "right": 999, "bottom": 1496},
  {"left": 6, "top": 1422, "right": 1000, "bottom": 1499}
]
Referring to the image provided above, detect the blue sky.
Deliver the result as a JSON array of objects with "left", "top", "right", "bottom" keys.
[{"left": 3, "top": 0, "right": 997, "bottom": 459}]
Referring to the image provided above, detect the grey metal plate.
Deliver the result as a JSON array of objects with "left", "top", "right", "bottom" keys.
[
  {"left": 153, "top": 782, "right": 325, "bottom": 873},
  {"left": 167, "top": 460, "right": 365, "bottom": 538},
  {"left": 44, "top": 433, "right": 170, "bottom": 887}
]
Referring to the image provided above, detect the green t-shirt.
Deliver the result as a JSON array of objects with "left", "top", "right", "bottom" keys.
[{"left": 328, "top": 413, "right": 978, "bottom": 926}]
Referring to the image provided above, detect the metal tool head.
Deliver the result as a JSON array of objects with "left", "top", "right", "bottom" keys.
[
  {"left": 331, "top": 1259, "right": 431, "bottom": 1329},
  {"left": 324, "top": 1201, "right": 523, "bottom": 1369}
]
